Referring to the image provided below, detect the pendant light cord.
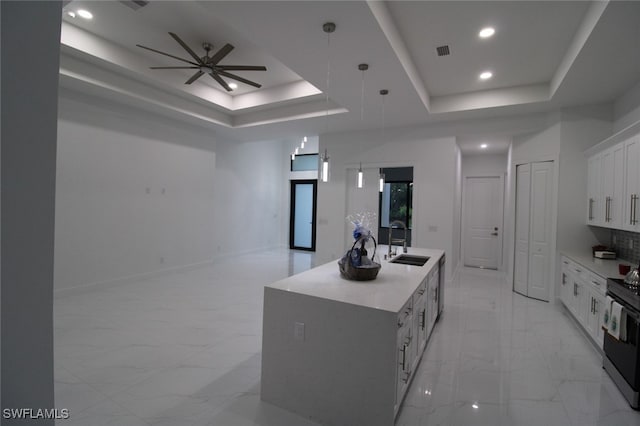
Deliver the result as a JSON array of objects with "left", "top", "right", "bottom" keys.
[
  {"left": 361, "top": 68, "right": 365, "bottom": 122},
  {"left": 325, "top": 31, "right": 331, "bottom": 134}
]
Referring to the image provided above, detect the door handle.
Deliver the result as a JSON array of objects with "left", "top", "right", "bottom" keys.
[{"left": 589, "top": 198, "right": 593, "bottom": 220}]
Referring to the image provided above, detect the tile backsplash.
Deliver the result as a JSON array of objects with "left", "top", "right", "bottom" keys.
[{"left": 611, "top": 229, "right": 640, "bottom": 264}]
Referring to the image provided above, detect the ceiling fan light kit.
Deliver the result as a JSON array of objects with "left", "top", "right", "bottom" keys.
[{"left": 137, "top": 32, "right": 267, "bottom": 91}]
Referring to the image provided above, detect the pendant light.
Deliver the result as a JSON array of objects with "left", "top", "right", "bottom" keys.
[
  {"left": 320, "top": 22, "right": 335, "bottom": 183},
  {"left": 357, "top": 63, "right": 368, "bottom": 189},
  {"left": 321, "top": 149, "right": 330, "bottom": 182},
  {"left": 379, "top": 89, "right": 388, "bottom": 192}
]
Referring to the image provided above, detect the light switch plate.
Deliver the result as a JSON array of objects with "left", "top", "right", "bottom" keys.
[{"left": 294, "top": 322, "right": 305, "bottom": 341}]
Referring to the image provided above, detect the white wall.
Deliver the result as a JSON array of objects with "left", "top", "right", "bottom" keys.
[
  {"left": 461, "top": 153, "right": 508, "bottom": 176},
  {"left": 55, "top": 92, "right": 217, "bottom": 290},
  {"left": 55, "top": 91, "right": 288, "bottom": 291},
  {"left": 316, "top": 126, "right": 457, "bottom": 279},
  {"left": 213, "top": 137, "right": 287, "bottom": 257},
  {"left": 613, "top": 80, "right": 640, "bottom": 133}
]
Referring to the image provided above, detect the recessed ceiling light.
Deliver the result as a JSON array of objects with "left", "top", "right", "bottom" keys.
[
  {"left": 228, "top": 82, "right": 238, "bottom": 90},
  {"left": 479, "top": 27, "right": 495, "bottom": 38},
  {"left": 472, "top": 403, "right": 479, "bottom": 409},
  {"left": 480, "top": 144, "right": 488, "bottom": 149},
  {"left": 479, "top": 71, "right": 493, "bottom": 80},
  {"left": 66, "top": 11, "right": 76, "bottom": 18},
  {"left": 77, "top": 9, "right": 93, "bottom": 20}
]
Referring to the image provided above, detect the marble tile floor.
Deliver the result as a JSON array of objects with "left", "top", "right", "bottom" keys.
[{"left": 54, "top": 250, "right": 640, "bottom": 425}]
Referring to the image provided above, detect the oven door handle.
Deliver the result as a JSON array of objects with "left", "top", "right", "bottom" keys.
[{"left": 608, "top": 294, "right": 640, "bottom": 321}]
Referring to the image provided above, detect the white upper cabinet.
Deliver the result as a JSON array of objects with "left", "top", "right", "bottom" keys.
[
  {"left": 623, "top": 135, "right": 640, "bottom": 231},
  {"left": 600, "top": 143, "right": 625, "bottom": 228},
  {"left": 587, "top": 154, "right": 602, "bottom": 225}
]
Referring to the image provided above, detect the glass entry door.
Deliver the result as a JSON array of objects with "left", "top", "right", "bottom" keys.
[{"left": 290, "top": 180, "right": 317, "bottom": 251}]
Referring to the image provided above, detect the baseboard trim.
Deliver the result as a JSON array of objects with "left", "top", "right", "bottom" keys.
[
  {"left": 54, "top": 259, "right": 215, "bottom": 296},
  {"left": 54, "top": 245, "right": 287, "bottom": 296}
]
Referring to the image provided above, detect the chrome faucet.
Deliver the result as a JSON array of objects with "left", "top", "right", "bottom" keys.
[{"left": 388, "top": 220, "right": 408, "bottom": 257}]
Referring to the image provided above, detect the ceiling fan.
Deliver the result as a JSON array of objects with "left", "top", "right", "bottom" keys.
[{"left": 136, "top": 32, "right": 267, "bottom": 91}]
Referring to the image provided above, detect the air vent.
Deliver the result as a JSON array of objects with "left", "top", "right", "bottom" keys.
[
  {"left": 436, "top": 45, "right": 450, "bottom": 57},
  {"left": 119, "top": 0, "right": 149, "bottom": 11}
]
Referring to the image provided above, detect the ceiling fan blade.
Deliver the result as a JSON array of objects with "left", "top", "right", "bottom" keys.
[
  {"left": 216, "top": 70, "right": 262, "bottom": 88},
  {"left": 168, "top": 32, "right": 205, "bottom": 65},
  {"left": 150, "top": 66, "right": 200, "bottom": 69},
  {"left": 136, "top": 44, "right": 199, "bottom": 66},
  {"left": 210, "top": 72, "right": 232, "bottom": 91},
  {"left": 185, "top": 71, "right": 205, "bottom": 85},
  {"left": 209, "top": 43, "right": 234, "bottom": 65},
  {"left": 215, "top": 65, "right": 267, "bottom": 71}
]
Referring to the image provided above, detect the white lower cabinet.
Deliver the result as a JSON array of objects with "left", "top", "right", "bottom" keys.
[
  {"left": 413, "top": 280, "right": 428, "bottom": 358},
  {"left": 559, "top": 256, "right": 606, "bottom": 350},
  {"left": 427, "top": 266, "right": 439, "bottom": 335},
  {"left": 396, "top": 312, "right": 414, "bottom": 404}
]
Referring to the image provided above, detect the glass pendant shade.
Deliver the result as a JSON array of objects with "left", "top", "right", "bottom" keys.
[{"left": 321, "top": 149, "right": 330, "bottom": 182}]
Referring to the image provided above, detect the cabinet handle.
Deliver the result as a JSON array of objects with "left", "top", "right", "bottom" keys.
[
  {"left": 631, "top": 195, "right": 635, "bottom": 225},
  {"left": 563, "top": 261, "right": 569, "bottom": 265},
  {"left": 397, "top": 319, "right": 404, "bottom": 328},
  {"left": 574, "top": 283, "right": 577, "bottom": 296},
  {"left": 420, "top": 309, "right": 426, "bottom": 330},
  {"left": 399, "top": 344, "right": 406, "bottom": 370},
  {"left": 592, "top": 280, "right": 600, "bottom": 286},
  {"left": 589, "top": 198, "right": 594, "bottom": 220},
  {"left": 606, "top": 197, "right": 611, "bottom": 222},
  {"left": 591, "top": 298, "right": 595, "bottom": 314},
  {"left": 594, "top": 300, "right": 598, "bottom": 314},
  {"left": 562, "top": 273, "right": 566, "bottom": 285},
  {"left": 402, "top": 370, "right": 411, "bottom": 383},
  {"left": 633, "top": 194, "right": 639, "bottom": 225}
]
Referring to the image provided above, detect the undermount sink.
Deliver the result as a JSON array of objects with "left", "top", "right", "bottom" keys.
[{"left": 389, "top": 254, "right": 430, "bottom": 266}]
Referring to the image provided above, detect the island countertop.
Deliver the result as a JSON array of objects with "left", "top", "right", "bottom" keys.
[{"left": 265, "top": 246, "right": 444, "bottom": 314}]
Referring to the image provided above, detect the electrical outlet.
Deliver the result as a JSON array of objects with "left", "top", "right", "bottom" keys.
[{"left": 294, "top": 322, "right": 305, "bottom": 341}]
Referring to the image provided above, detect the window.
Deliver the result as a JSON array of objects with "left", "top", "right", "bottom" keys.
[
  {"left": 380, "top": 182, "right": 413, "bottom": 229},
  {"left": 378, "top": 166, "right": 413, "bottom": 246},
  {"left": 290, "top": 154, "right": 319, "bottom": 172}
]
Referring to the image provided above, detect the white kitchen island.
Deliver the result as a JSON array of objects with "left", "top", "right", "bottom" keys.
[{"left": 261, "top": 247, "right": 445, "bottom": 426}]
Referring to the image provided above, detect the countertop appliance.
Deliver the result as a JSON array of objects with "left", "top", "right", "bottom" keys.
[
  {"left": 604, "top": 277, "right": 640, "bottom": 409},
  {"left": 594, "top": 250, "right": 616, "bottom": 259}
]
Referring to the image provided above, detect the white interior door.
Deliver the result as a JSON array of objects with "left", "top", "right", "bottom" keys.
[
  {"left": 463, "top": 176, "right": 504, "bottom": 269},
  {"left": 514, "top": 164, "right": 531, "bottom": 296},
  {"left": 527, "top": 161, "right": 554, "bottom": 301}
]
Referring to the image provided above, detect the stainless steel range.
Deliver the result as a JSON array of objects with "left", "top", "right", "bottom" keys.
[{"left": 604, "top": 277, "right": 640, "bottom": 409}]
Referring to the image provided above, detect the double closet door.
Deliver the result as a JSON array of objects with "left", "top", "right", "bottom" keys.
[{"left": 514, "top": 161, "right": 554, "bottom": 301}]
